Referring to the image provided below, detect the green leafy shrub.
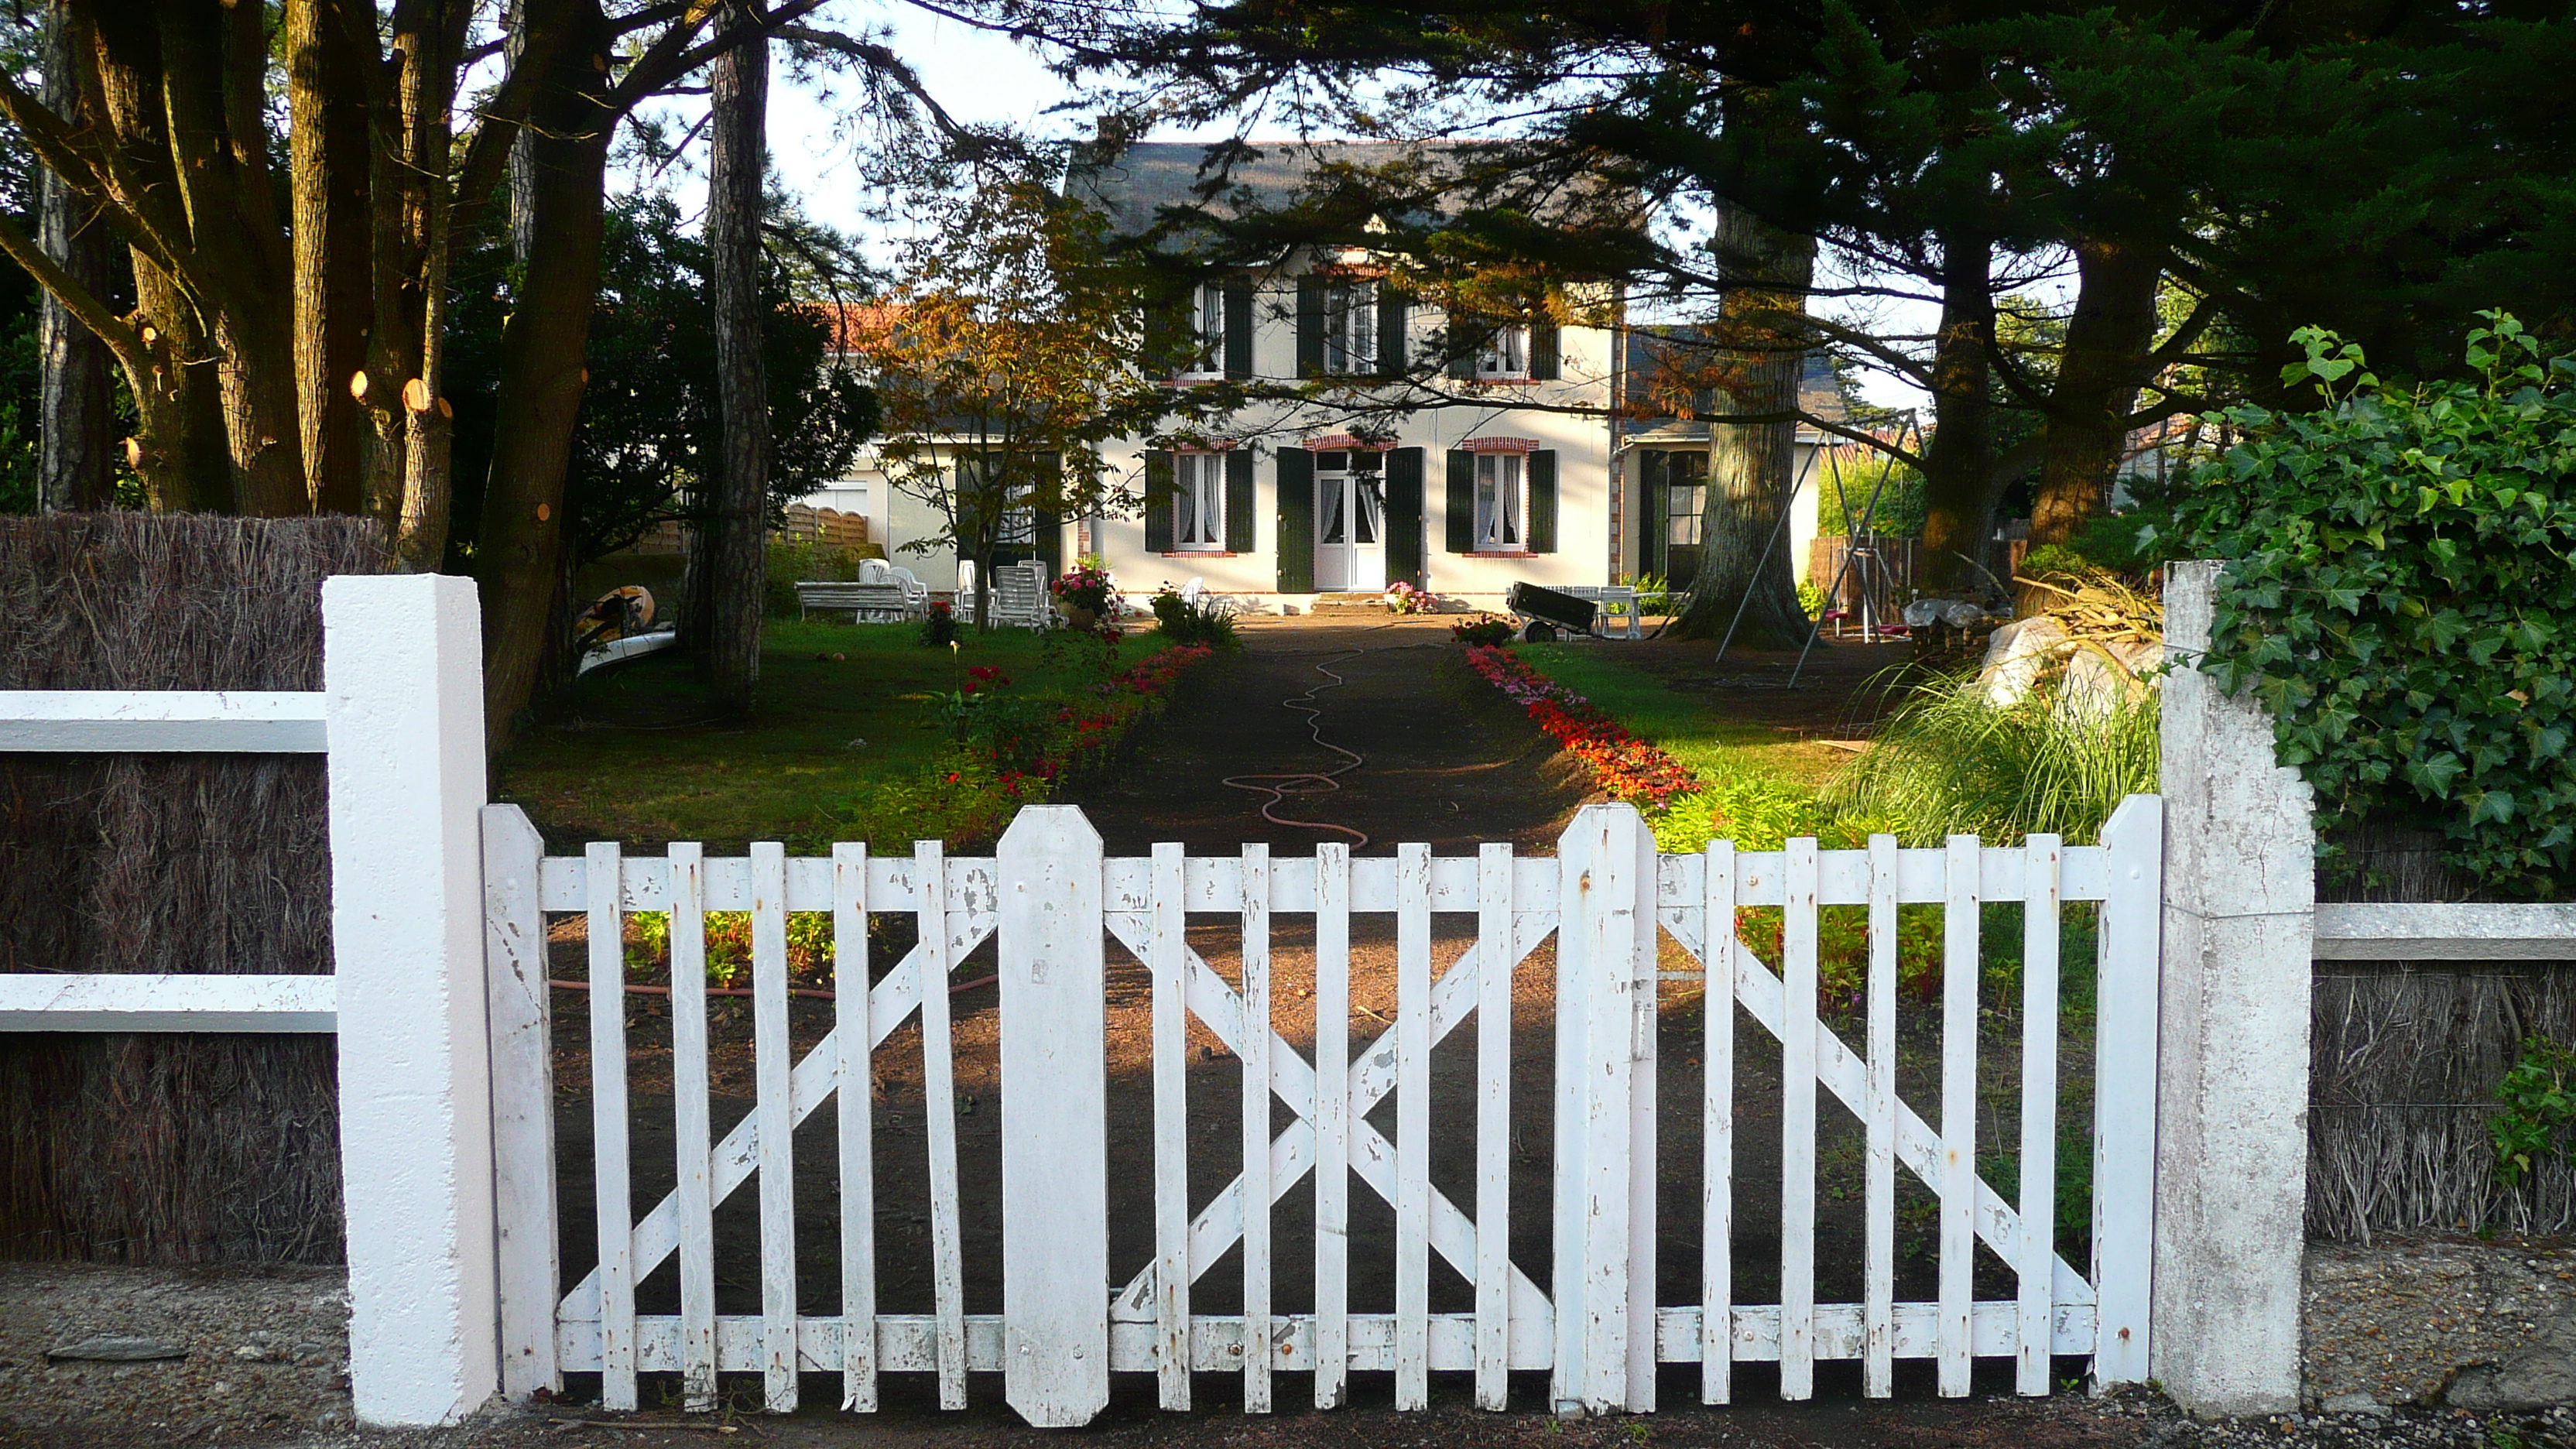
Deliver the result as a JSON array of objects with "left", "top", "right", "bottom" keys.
[
  {"left": 763, "top": 540, "right": 884, "bottom": 618},
  {"left": 2168, "top": 314, "right": 2576, "bottom": 895},
  {"left": 1821, "top": 677, "right": 2161, "bottom": 847},
  {"left": 1151, "top": 587, "right": 1241, "bottom": 649},
  {"left": 1450, "top": 615, "right": 1515, "bottom": 647},
  {"left": 2493, "top": 1035, "right": 2576, "bottom": 1190}
]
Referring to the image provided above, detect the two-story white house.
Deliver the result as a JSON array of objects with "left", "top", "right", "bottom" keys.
[
  {"left": 1065, "top": 140, "right": 1629, "bottom": 612},
  {"left": 797, "top": 141, "right": 1840, "bottom": 615}
]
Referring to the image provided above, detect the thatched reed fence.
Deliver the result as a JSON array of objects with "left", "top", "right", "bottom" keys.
[
  {"left": 2309, "top": 821, "right": 2576, "bottom": 1242},
  {"left": 0, "top": 513, "right": 384, "bottom": 1263}
]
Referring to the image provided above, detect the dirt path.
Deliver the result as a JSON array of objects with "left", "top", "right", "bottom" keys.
[{"left": 1056, "top": 616, "right": 1597, "bottom": 855}]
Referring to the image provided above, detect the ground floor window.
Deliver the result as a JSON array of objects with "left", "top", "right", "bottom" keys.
[
  {"left": 1475, "top": 451, "right": 1526, "bottom": 550},
  {"left": 1174, "top": 452, "right": 1225, "bottom": 548}
]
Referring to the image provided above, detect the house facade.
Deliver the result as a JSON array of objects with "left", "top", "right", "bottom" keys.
[
  {"left": 800, "top": 142, "right": 1837, "bottom": 614},
  {"left": 1060, "top": 142, "right": 1624, "bottom": 611}
]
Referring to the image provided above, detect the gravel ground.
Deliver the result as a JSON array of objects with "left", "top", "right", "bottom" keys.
[
  {"left": 9, "top": 1257, "right": 2576, "bottom": 1449},
  {"left": 0, "top": 1261, "right": 353, "bottom": 1440},
  {"left": 2307, "top": 1237, "right": 2576, "bottom": 1410}
]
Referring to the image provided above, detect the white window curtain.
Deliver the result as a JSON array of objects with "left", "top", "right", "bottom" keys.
[
  {"left": 1324, "top": 280, "right": 1377, "bottom": 375},
  {"left": 1174, "top": 453, "right": 1225, "bottom": 548},
  {"left": 1186, "top": 282, "right": 1225, "bottom": 376},
  {"left": 1477, "top": 324, "right": 1528, "bottom": 379},
  {"left": 1475, "top": 452, "right": 1526, "bottom": 549}
]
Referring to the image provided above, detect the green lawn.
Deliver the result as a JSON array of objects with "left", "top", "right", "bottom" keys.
[
  {"left": 496, "top": 619, "right": 1163, "bottom": 852},
  {"left": 1510, "top": 642, "right": 1855, "bottom": 851}
]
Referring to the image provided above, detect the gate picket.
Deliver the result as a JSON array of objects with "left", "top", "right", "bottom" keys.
[
  {"left": 914, "top": 841, "right": 967, "bottom": 1410},
  {"left": 1312, "top": 842, "right": 1351, "bottom": 1410},
  {"left": 831, "top": 844, "right": 876, "bottom": 1413},
  {"left": 1240, "top": 844, "right": 1273, "bottom": 1414},
  {"left": 585, "top": 841, "right": 637, "bottom": 1412},
  {"left": 1472, "top": 844, "right": 1514, "bottom": 1410},
  {"left": 1393, "top": 843, "right": 1432, "bottom": 1410},
  {"left": 506, "top": 802, "right": 2161, "bottom": 1427},
  {"left": 751, "top": 843, "right": 797, "bottom": 1412},
  {"left": 2016, "top": 836, "right": 2063, "bottom": 1396},
  {"left": 1938, "top": 834, "right": 1981, "bottom": 1396},
  {"left": 1699, "top": 840, "right": 1735, "bottom": 1406},
  {"left": 668, "top": 844, "right": 717, "bottom": 1412},
  {"left": 1864, "top": 834, "right": 1898, "bottom": 1398},
  {"left": 1148, "top": 843, "right": 1190, "bottom": 1410}
]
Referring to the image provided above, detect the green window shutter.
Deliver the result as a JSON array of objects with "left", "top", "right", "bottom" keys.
[
  {"left": 1224, "top": 450, "right": 1255, "bottom": 553},
  {"left": 1636, "top": 450, "right": 1666, "bottom": 578},
  {"left": 1385, "top": 447, "right": 1425, "bottom": 587},
  {"left": 1530, "top": 318, "right": 1561, "bottom": 380},
  {"left": 1224, "top": 279, "right": 1255, "bottom": 379},
  {"left": 1143, "top": 450, "right": 1174, "bottom": 554},
  {"left": 1445, "top": 450, "right": 1475, "bottom": 553},
  {"left": 1445, "top": 312, "right": 1477, "bottom": 380},
  {"left": 1276, "top": 449, "right": 1314, "bottom": 591},
  {"left": 1296, "top": 277, "right": 1325, "bottom": 378},
  {"left": 1143, "top": 291, "right": 1184, "bottom": 379},
  {"left": 1376, "top": 289, "right": 1408, "bottom": 379},
  {"left": 1528, "top": 450, "right": 1558, "bottom": 553},
  {"left": 1033, "top": 451, "right": 1064, "bottom": 573}
]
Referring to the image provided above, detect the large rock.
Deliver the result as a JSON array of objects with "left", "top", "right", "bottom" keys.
[{"left": 1968, "top": 615, "right": 2069, "bottom": 707}]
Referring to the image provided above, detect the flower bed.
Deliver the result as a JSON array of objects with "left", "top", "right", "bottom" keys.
[
  {"left": 1463, "top": 645, "right": 1701, "bottom": 808},
  {"left": 825, "top": 643, "right": 1216, "bottom": 850}
]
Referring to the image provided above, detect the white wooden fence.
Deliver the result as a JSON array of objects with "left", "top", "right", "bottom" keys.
[
  {"left": 489, "top": 797, "right": 2162, "bottom": 1424},
  {"left": 5, "top": 562, "right": 2569, "bottom": 1427}
]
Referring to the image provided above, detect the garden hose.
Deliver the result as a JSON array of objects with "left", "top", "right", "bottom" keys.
[{"left": 1221, "top": 648, "right": 1374, "bottom": 849}]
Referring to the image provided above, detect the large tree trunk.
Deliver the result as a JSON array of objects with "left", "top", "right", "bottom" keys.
[
  {"left": 474, "top": 0, "right": 610, "bottom": 748},
  {"left": 1917, "top": 223, "right": 2000, "bottom": 594},
  {"left": 149, "top": 0, "right": 305, "bottom": 517},
  {"left": 704, "top": 2, "right": 771, "bottom": 714},
  {"left": 36, "top": 1, "right": 114, "bottom": 512},
  {"left": 284, "top": 0, "right": 373, "bottom": 518},
  {"left": 1675, "top": 198, "right": 1815, "bottom": 648},
  {"left": 392, "top": 1, "right": 468, "bottom": 570},
  {"left": 2030, "top": 235, "right": 2164, "bottom": 547}
]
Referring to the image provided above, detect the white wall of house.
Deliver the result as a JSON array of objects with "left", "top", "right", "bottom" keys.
[{"left": 1084, "top": 262, "right": 1624, "bottom": 612}]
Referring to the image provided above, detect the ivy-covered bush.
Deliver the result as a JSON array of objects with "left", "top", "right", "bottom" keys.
[{"left": 2164, "top": 314, "right": 2576, "bottom": 894}]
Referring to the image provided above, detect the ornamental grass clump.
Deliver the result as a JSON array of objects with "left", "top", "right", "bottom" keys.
[
  {"left": 2167, "top": 313, "right": 2576, "bottom": 895},
  {"left": 1821, "top": 673, "right": 2160, "bottom": 846}
]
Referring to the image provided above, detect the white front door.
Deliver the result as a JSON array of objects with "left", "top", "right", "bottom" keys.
[{"left": 1314, "top": 455, "right": 1386, "bottom": 592}]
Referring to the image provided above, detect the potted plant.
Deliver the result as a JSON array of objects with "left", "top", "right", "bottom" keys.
[{"left": 1051, "top": 559, "right": 1116, "bottom": 630}]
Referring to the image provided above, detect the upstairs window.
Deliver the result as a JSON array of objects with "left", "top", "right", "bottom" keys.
[
  {"left": 1322, "top": 279, "right": 1377, "bottom": 375},
  {"left": 1475, "top": 451, "right": 1526, "bottom": 550},
  {"left": 1181, "top": 282, "right": 1227, "bottom": 379},
  {"left": 1173, "top": 453, "right": 1225, "bottom": 549},
  {"left": 1478, "top": 324, "right": 1530, "bottom": 380}
]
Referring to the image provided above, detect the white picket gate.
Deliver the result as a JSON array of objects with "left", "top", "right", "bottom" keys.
[{"left": 486, "top": 794, "right": 2162, "bottom": 1423}]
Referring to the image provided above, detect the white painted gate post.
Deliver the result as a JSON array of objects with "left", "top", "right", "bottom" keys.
[
  {"left": 2152, "top": 561, "right": 2314, "bottom": 1416},
  {"left": 997, "top": 807, "right": 1110, "bottom": 1427},
  {"left": 1552, "top": 803, "right": 1658, "bottom": 1416},
  {"left": 322, "top": 574, "right": 498, "bottom": 1426}
]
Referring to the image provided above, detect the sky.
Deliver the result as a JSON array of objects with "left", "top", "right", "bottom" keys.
[{"left": 651, "top": 0, "right": 1938, "bottom": 415}]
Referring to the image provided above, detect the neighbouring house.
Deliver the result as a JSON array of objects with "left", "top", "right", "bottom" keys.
[{"left": 1619, "top": 328, "right": 1840, "bottom": 596}]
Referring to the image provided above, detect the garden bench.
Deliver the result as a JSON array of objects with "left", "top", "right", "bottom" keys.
[{"left": 795, "top": 580, "right": 916, "bottom": 623}]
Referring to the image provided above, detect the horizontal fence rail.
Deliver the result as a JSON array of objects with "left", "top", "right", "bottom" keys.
[
  {"left": 2311, "top": 903, "right": 2576, "bottom": 961},
  {"left": 0, "top": 973, "right": 336, "bottom": 1032},
  {"left": 0, "top": 688, "right": 328, "bottom": 752},
  {"left": 500, "top": 798, "right": 2166, "bottom": 1425}
]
